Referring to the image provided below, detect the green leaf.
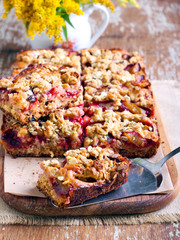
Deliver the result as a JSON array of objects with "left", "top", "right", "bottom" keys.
[
  {"left": 117, "top": 0, "right": 128, "bottom": 7},
  {"left": 62, "top": 14, "right": 74, "bottom": 29},
  {"left": 25, "top": 22, "right": 30, "bottom": 32},
  {"left": 128, "top": 0, "right": 141, "bottom": 8},
  {"left": 56, "top": 7, "right": 66, "bottom": 16},
  {"left": 62, "top": 25, "right": 68, "bottom": 42},
  {"left": 56, "top": 7, "right": 74, "bottom": 28},
  {"left": 117, "top": 0, "right": 140, "bottom": 8}
]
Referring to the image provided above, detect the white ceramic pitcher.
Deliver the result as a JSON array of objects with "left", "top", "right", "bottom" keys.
[{"left": 30, "top": 4, "right": 109, "bottom": 50}]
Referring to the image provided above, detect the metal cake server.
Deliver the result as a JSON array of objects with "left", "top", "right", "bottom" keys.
[{"left": 69, "top": 146, "right": 180, "bottom": 208}]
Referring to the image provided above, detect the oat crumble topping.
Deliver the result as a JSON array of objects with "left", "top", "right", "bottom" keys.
[
  {"left": 1, "top": 48, "right": 160, "bottom": 158},
  {"left": 12, "top": 48, "right": 81, "bottom": 73},
  {"left": 41, "top": 146, "right": 129, "bottom": 183},
  {"left": 0, "top": 64, "right": 83, "bottom": 124}
]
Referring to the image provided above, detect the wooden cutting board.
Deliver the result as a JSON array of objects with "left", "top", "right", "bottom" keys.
[{"left": 0, "top": 106, "right": 179, "bottom": 216}]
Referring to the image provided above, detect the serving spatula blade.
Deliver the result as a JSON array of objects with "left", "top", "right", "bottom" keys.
[
  {"left": 51, "top": 147, "right": 180, "bottom": 209},
  {"left": 67, "top": 147, "right": 180, "bottom": 208},
  {"left": 69, "top": 163, "right": 158, "bottom": 208}
]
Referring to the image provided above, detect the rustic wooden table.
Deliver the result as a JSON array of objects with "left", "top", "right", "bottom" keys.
[{"left": 0, "top": 0, "right": 179, "bottom": 239}]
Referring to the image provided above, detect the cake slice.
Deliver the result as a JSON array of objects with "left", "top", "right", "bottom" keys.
[
  {"left": 37, "top": 146, "right": 130, "bottom": 208},
  {"left": 81, "top": 49, "right": 154, "bottom": 117},
  {"left": 81, "top": 48, "right": 146, "bottom": 78},
  {"left": 0, "top": 64, "right": 83, "bottom": 124},
  {"left": 82, "top": 68, "right": 150, "bottom": 89},
  {"left": 84, "top": 84, "right": 154, "bottom": 117},
  {"left": 12, "top": 48, "right": 81, "bottom": 74},
  {"left": 1, "top": 107, "right": 84, "bottom": 157},
  {"left": 83, "top": 107, "right": 160, "bottom": 158}
]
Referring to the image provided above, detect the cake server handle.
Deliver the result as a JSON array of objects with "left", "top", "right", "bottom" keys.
[{"left": 133, "top": 146, "right": 180, "bottom": 176}]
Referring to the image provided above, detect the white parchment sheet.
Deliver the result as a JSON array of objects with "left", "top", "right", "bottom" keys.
[{"left": 3, "top": 146, "right": 174, "bottom": 197}]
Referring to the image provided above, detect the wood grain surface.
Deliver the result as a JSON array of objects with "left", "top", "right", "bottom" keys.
[
  {"left": 0, "top": 223, "right": 180, "bottom": 240},
  {"left": 0, "top": 101, "right": 179, "bottom": 216}
]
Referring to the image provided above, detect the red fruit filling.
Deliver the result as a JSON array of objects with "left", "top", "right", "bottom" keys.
[
  {"left": 26, "top": 98, "right": 38, "bottom": 111},
  {"left": 35, "top": 135, "right": 47, "bottom": 144},
  {"left": 122, "top": 131, "right": 156, "bottom": 148},
  {"left": 2, "top": 129, "right": 22, "bottom": 148},
  {"left": 82, "top": 115, "right": 91, "bottom": 127},
  {"left": 0, "top": 88, "right": 10, "bottom": 101},
  {"left": 66, "top": 88, "right": 81, "bottom": 97},
  {"left": 124, "top": 63, "right": 141, "bottom": 73},
  {"left": 90, "top": 101, "right": 114, "bottom": 111},
  {"left": 84, "top": 62, "right": 91, "bottom": 67},
  {"left": 135, "top": 76, "right": 150, "bottom": 88},
  {"left": 106, "top": 133, "right": 114, "bottom": 143},
  {"left": 57, "top": 137, "right": 82, "bottom": 150},
  {"left": 27, "top": 94, "right": 36, "bottom": 103},
  {"left": 50, "top": 177, "right": 72, "bottom": 199},
  {"left": 141, "top": 107, "right": 154, "bottom": 117},
  {"left": 122, "top": 54, "right": 131, "bottom": 60},
  {"left": 120, "top": 100, "right": 142, "bottom": 114},
  {"left": 0, "top": 88, "right": 7, "bottom": 94},
  {"left": 57, "top": 138, "right": 71, "bottom": 150},
  {"left": 96, "top": 85, "right": 111, "bottom": 91},
  {"left": 62, "top": 159, "right": 67, "bottom": 167},
  {"left": 46, "top": 86, "right": 61, "bottom": 99},
  {"left": 135, "top": 74, "right": 145, "bottom": 82},
  {"left": 52, "top": 182, "right": 71, "bottom": 196}
]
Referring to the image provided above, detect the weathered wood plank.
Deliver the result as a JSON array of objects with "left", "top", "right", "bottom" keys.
[{"left": 0, "top": 224, "right": 180, "bottom": 240}]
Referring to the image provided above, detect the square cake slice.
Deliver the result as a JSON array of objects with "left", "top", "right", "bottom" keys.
[
  {"left": 82, "top": 68, "right": 150, "bottom": 89},
  {"left": 83, "top": 107, "right": 160, "bottom": 158},
  {"left": 37, "top": 146, "right": 130, "bottom": 208},
  {"left": 81, "top": 48, "right": 146, "bottom": 78},
  {"left": 1, "top": 107, "right": 84, "bottom": 157},
  {"left": 84, "top": 84, "right": 154, "bottom": 117},
  {"left": 0, "top": 64, "right": 83, "bottom": 124},
  {"left": 81, "top": 49, "right": 154, "bottom": 117},
  {"left": 12, "top": 48, "right": 81, "bottom": 74}
]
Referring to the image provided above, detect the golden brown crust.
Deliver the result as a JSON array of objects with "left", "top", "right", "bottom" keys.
[
  {"left": 81, "top": 48, "right": 153, "bottom": 117},
  {"left": 0, "top": 64, "right": 83, "bottom": 124},
  {"left": 82, "top": 68, "right": 150, "bottom": 88},
  {"left": 37, "top": 147, "right": 130, "bottom": 207},
  {"left": 1, "top": 47, "right": 160, "bottom": 159},
  {"left": 1, "top": 144, "right": 66, "bottom": 158},
  {"left": 84, "top": 85, "right": 154, "bottom": 115},
  {"left": 81, "top": 48, "right": 146, "bottom": 77},
  {"left": 37, "top": 172, "right": 127, "bottom": 207},
  {"left": 12, "top": 48, "right": 81, "bottom": 73},
  {"left": 83, "top": 108, "right": 160, "bottom": 158},
  {"left": 0, "top": 48, "right": 161, "bottom": 206},
  {"left": 1, "top": 107, "right": 84, "bottom": 157}
]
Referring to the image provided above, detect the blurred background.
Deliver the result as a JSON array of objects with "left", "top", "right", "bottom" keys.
[{"left": 0, "top": 0, "right": 179, "bottom": 80}]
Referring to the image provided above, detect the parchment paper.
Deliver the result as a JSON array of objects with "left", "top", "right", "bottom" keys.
[{"left": 3, "top": 145, "right": 174, "bottom": 197}]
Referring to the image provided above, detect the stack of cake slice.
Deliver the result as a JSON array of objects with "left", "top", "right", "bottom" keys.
[
  {"left": 81, "top": 48, "right": 160, "bottom": 158},
  {"left": 12, "top": 48, "right": 81, "bottom": 74},
  {"left": 0, "top": 49, "right": 84, "bottom": 157},
  {"left": 0, "top": 48, "right": 160, "bottom": 207},
  {"left": 0, "top": 48, "right": 160, "bottom": 158}
]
